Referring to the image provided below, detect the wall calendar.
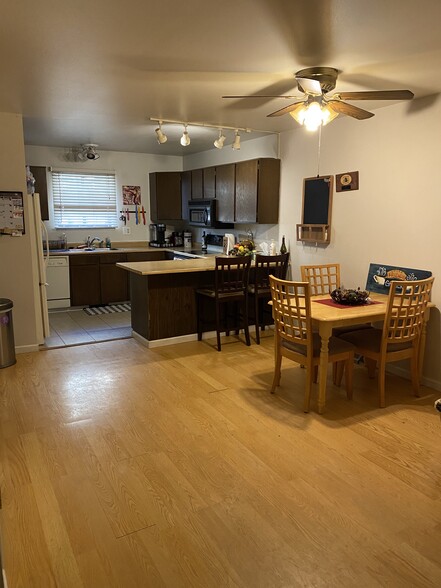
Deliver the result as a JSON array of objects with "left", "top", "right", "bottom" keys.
[{"left": 0, "top": 191, "right": 25, "bottom": 236}]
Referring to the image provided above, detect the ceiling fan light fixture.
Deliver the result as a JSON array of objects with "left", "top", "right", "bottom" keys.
[
  {"left": 155, "top": 123, "right": 168, "bottom": 144},
  {"left": 232, "top": 130, "right": 241, "bottom": 150},
  {"left": 290, "top": 102, "right": 339, "bottom": 132},
  {"left": 214, "top": 129, "right": 226, "bottom": 149},
  {"left": 180, "top": 125, "right": 190, "bottom": 147}
]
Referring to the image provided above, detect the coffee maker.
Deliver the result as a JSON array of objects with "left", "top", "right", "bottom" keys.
[{"left": 149, "top": 223, "right": 166, "bottom": 246}]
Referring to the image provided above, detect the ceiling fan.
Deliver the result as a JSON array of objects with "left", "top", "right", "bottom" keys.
[{"left": 223, "top": 67, "right": 414, "bottom": 131}]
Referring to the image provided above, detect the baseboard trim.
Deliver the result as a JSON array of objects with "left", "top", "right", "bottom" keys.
[
  {"left": 15, "top": 343, "right": 40, "bottom": 354},
  {"left": 132, "top": 329, "right": 241, "bottom": 349},
  {"left": 386, "top": 364, "right": 441, "bottom": 392}
]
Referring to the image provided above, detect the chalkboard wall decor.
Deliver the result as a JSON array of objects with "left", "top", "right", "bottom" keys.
[
  {"left": 297, "top": 175, "right": 333, "bottom": 244},
  {"left": 366, "top": 263, "right": 432, "bottom": 294}
]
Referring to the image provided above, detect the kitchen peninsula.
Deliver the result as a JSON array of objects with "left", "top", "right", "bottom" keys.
[{"left": 117, "top": 256, "right": 220, "bottom": 346}]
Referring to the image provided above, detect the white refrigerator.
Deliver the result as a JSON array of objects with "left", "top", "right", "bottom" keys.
[{"left": 29, "top": 192, "right": 50, "bottom": 341}]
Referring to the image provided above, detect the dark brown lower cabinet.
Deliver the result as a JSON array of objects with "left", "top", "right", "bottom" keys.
[
  {"left": 69, "top": 255, "right": 101, "bottom": 306},
  {"left": 99, "top": 253, "right": 128, "bottom": 304},
  {"left": 70, "top": 253, "right": 129, "bottom": 306}
]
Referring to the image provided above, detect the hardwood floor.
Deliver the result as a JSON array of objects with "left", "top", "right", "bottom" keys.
[{"left": 1, "top": 332, "right": 440, "bottom": 587}]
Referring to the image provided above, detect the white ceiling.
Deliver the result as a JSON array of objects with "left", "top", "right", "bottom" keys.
[{"left": 2, "top": 0, "right": 441, "bottom": 156}]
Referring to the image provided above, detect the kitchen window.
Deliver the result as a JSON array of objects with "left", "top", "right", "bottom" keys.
[{"left": 52, "top": 170, "right": 117, "bottom": 228}]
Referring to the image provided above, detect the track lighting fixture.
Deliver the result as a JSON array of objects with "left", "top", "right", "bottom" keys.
[
  {"left": 214, "top": 129, "right": 226, "bottom": 149},
  {"left": 180, "top": 125, "right": 191, "bottom": 146},
  {"left": 155, "top": 122, "right": 168, "bottom": 144},
  {"left": 150, "top": 117, "right": 275, "bottom": 150},
  {"left": 232, "top": 130, "right": 241, "bottom": 150}
]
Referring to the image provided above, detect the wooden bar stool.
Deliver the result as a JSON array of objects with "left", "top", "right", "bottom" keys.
[
  {"left": 248, "top": 253, "right": 289, "bottom": 344},
  {"left": 196, "top": 256, "right": 251, "bottom": 351}
]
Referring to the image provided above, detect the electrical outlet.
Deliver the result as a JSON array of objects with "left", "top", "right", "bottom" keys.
[{"left": 123, "top": 226, "right": 131, "bottom": 235}]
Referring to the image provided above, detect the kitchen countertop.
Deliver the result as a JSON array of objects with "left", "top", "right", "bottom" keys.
[
  {"left": 48, "top": 245, "right": 201, "bottom": 255},
  {"left": 117, "top": 255, "right": 219, "bottom": 275}
]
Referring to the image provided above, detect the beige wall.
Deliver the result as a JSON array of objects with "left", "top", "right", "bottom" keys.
[
  {"left": 278, "top": 96, "right": 441, "bottom": 389},
  {"left": 25, "top": 146, "right": 183, "bottom": 244},
  {"left": 0, "top": 113, "right": 40, "bottom": 351}
]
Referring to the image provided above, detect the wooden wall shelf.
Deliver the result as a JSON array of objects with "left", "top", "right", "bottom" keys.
[{"left": 296, "top": 224, "right": 330, "bottom": 244}]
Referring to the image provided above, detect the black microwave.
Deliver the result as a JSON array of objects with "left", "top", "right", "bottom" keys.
[{"left": 187, "top": 199, "right": 234, "bottom": 228}]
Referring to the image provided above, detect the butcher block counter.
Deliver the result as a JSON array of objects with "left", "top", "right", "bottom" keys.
[{"left": 117, "top": 255, "right": 226, "bottom": 346}]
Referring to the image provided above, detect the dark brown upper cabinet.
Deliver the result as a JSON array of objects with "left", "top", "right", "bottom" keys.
[
  {"left": 215, "top": 164, "right": 235, "bottom": 223},
  {"left": 30, "top": 165, "right": 49, "bottom": 220},
  {"left": 235, "top": 158, "right": 280, "bottom": 224},
  {"left": 191, "top": 169, "right": 203, "bottom": 199},
  {"left": 203, "top": 167, "right": 216, "bottom": 199},
  {"left": 149, "top": 172, "right": 182, "bottom": 221}
]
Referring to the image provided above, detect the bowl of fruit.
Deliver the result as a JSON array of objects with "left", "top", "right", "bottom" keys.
[{"left": 330, "top": 287, "right": 371, "bottom": 306}]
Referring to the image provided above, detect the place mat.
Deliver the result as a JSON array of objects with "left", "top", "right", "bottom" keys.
[
  {"left": 84, "top": 303, "right": 131, "bottom": 316},
  {"left": 313, "top": 298, "right": 383, "bottom": 309}
]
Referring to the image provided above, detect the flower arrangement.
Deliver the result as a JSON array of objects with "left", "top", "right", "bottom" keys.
[
  {"left": 330, "top": 287, "right": 371, "bottom": 306},
  {"left": 229, "top": 239, "right": 255, "bottom": 257}
]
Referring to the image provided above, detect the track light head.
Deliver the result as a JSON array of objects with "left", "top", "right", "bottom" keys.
[
  {"left": 155, "top": 123, "right": 168, "bottom": 144},
  {"left": 232, "top": 130, "right": 241, "bottom": 150},
  {"left": 214, "top": 129, "right": 226, "bottom": 149},
  {"left": 180, "top": 125, "right": 191, "bottom": 147}
]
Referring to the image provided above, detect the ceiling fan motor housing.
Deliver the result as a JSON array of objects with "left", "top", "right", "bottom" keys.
[{"left": 295, "top": 67, "right": 339, "bottom": 94}]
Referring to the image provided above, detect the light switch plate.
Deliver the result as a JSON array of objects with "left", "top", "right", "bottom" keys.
[{"left": 123, "top": 226, "right": 131, "bottom": 235}]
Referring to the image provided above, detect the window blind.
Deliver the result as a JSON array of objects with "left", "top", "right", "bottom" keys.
[{"left": 52, "top": 171, "right": 117, "bottom": 228}]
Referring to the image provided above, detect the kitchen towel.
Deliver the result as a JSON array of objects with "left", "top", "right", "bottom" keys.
[{"left": 83, "top": 303, "right": 131, "bottom": 316}]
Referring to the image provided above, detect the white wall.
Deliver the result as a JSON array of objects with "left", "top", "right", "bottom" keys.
[
  {"left": 0, "top": 113, "right": 40, "bottom": 351},
  {"left": 25, "top": 146, "right": 183, "bottom": 244},
  {"left": 278, "top": 96, "right": 441, "bottom": 388}
]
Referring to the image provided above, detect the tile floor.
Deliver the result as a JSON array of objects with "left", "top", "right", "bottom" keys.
[{"left": 43, "top": 307, "right": 132, "bottom": 349}]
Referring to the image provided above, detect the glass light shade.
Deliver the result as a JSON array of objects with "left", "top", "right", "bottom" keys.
[
  {"left": 289, "top": 102, "right": 339, "bottom": 131},
  {"left": 155, "top": 127, "right": 167, "bottom": 144},
  {"left": 232, "top": 131, "right": 241, "bottom": 150},
  {"left": 180, "top": 129, "right": 190, "bottom": 146},
  {"left": 214, "top": 131, "right": 226, "bottom": 149}
]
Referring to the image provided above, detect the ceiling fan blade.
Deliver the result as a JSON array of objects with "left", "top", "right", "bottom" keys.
[
  {"left": 295, "top": 77, "right": 322, "bottom": 96},
  {"left": 222, "top": 95, "right": 300, "bottom": 99},
  {"left": 327, "top": 100, "right": 374, "bottom": 120},
  {"left": 338, "top": 90, "right": 414, "bottom": 101},
  {"left": 267, "top": 101, "right": 305, "bottom": 118}
]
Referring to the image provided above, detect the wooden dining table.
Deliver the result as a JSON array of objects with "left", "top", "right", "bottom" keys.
[{"left": 310, "top": 292, "right": 433, "bottom": 413}]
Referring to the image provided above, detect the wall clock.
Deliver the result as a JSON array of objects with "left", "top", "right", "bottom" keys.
[{"left": 336, "top": 171, "right": 359, "bottom": 192}]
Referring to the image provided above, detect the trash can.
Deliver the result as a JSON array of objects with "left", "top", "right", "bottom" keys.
[{"left": 0, "top": 298, "right": 16, "bottom": 368}]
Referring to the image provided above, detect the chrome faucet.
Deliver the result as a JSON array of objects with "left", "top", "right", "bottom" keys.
[{"left": 86, "top": 236, "right": 102, "bottom": 248}]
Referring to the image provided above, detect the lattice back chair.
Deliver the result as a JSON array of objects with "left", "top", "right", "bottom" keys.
[
  {"left": 339, "top": 277, "right": 434, "bottom": 407},
  {"left": 196, "top": 256, "right": 252, "bottom": 351},
  {"left": 300, "top": 263, "right": 340, "bottom": 296},
  {"left": 269, "top": 276, "right": 355, "bottom": 412},
  {"left": 249, "top": 252, "right": 290, "bottom": 344}
]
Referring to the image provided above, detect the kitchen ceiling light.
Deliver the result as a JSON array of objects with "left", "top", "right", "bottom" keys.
[
  {"left": 78, "top": 143, "right": 100, "bottom": 161},
  {"left": 180, "top": 125, "right": 191, "bottom": 147},
  {"left": 155, "top": 123, "right": 168, "bottom": 144},
  {"left": 290, "top": 100, "right": 339, "bottom": 132},
  {"left": 214, "top": 129, "right": 226, "bottom": 149},
  {"left": 232, "top": 130, "right": 241, "bottom": 150}
]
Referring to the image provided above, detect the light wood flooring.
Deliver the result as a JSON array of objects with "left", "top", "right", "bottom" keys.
[
  {"left": 44, "top": 308, "right": 132, "bottom": 348},
  {"left": 1, "top": 331, "right": 440, "bottom": 587}
]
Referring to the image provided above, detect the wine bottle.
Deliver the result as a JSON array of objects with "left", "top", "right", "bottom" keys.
[{"left": 280, "top": 235, "right": 287, "bottom": 254}]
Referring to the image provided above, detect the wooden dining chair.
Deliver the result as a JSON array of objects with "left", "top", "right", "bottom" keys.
[
  {"left": 248, "top": 252, "right": 290, "bottom": 344},
  {"left": 196, "top": 256, "right": 251, "bottom": 351},
  {"left": 300, "top": 263, "right": 340, "bottom": 295},
  {"left": 269, "top": 275, "right": 355, "bottom": 412},
  {"left": 338, "top": 277, "right": 434, "bottom": 407}
]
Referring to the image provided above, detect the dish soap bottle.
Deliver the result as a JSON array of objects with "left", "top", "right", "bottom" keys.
[
  {"left": 201, "top": 230, "right": 207, "bottom": 251},
  {"left": 280, "top": 235, "right": 287, "bottom": 254}
]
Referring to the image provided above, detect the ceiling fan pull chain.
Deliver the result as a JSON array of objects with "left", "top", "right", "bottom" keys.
[{"left": 316, "top": 125, "right": 322, "bottom": 177}]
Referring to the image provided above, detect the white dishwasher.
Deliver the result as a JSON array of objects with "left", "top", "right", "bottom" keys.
[{"left": 46, "top": 256, "right": 71, "bottom": 309}]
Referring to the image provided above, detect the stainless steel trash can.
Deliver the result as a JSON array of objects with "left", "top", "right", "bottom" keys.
[{"left": 0, "top": 298, "right": 16, "bottom": 368}]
